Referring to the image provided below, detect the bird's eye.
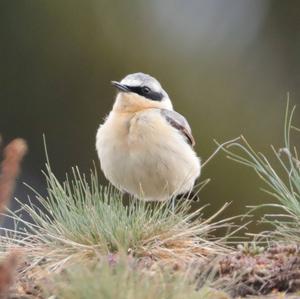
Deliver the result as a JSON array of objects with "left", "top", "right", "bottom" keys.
[{"left": 142, "top": 86, "right": 151, "bottom": 93}]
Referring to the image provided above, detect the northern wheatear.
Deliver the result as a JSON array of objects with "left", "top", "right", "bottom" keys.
[{"left": 96, "top": 73, "right": 201, "bottom": 201}]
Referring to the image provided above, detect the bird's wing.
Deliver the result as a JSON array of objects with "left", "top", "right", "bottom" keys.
[{"left": 160, "top": 109, "right": 195, "bottom": 147}]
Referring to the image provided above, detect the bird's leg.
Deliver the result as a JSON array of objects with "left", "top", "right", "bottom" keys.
[{"left": 175, "top": 191, "right": 199, "bottom": 202}]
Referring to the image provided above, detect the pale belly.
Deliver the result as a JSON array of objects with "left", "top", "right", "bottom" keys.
[{"left": 96, "top": 111, "right": 201, "bottom": 201}]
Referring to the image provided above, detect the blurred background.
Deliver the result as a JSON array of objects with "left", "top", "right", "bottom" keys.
[{"left": 0, "top": 0, "right": 299, "bottom": 231}]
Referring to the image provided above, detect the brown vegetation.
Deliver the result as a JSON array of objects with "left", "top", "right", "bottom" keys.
[
  {"left": 0, "top": 138, "right": 27, "bottom": 215},
  {"left": 0, "top": 137, "right": 27, "bottom": 299}
]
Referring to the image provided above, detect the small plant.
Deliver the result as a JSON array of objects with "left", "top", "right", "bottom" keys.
[{"left": 220, "top": 98, "right": 300, "bottom": 243}]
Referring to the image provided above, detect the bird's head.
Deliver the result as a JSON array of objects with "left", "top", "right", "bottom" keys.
[{"left": 111, "top": 73, "right": 173, "bottom": 112}]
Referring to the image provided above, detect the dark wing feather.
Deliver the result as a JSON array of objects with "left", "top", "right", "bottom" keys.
[{"left": 160, "top": 109, "right": 195, "bottom": 147}]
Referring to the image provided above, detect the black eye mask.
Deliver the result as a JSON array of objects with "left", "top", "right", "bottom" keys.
[{"left": 125, "top": 85, "right": 163, "bottom": 102}]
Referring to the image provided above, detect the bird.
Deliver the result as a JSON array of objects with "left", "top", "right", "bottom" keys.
[{"left": 96, "top": 72, "right": 201, "bottom": 201}]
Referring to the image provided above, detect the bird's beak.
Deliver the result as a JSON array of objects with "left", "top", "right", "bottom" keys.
[{"left": 111, "top": 81, "right": 130, "bottom": 92}]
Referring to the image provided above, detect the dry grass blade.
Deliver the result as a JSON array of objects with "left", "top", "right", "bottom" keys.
[{"left": 0, "top": 138, "right": 28, "bottom": 216}]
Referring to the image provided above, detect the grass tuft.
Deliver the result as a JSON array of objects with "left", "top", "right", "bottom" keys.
[
  {"left": 219, "top": 98, "right": 300, "bottom": 243},
  {"left": 1, "top": 161, "right": 235, "bottom": 274}
]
